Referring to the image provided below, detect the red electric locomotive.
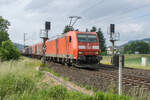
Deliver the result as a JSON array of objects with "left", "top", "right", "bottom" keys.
[
  {"left": 45, "top": 31, "right": 102, "bottom": 66},
  {"left": 22, "top": 31, "right": 102, "bottom": 68}
]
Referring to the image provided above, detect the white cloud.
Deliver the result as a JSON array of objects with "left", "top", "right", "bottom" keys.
[
  {"left": 0, "top": 0, "right": 150, "bottom": 46},
  {"left": 127, "top": 0, "right": 150, "bottom": 4},
  {"left": 118, "top": 23, "right": 143, "bottom": 33},
  {"left": 0, "top": 0, "right": 16, "bottom": 5}
]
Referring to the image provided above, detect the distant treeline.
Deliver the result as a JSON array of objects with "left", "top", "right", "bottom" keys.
[{"left": 123, "top": 41, "right": 150, "bottom": 54}]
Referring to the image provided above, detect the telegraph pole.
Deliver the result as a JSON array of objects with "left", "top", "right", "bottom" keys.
[
  {"left": 24, "top": 33, "right": 27, "bottom": 48},
  {"left": 119, "top": 55, "right": 123, "bottom": 95}
]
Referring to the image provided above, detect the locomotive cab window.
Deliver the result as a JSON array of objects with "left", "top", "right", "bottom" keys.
[
  {"left": 77, "top": 34, "right": 98, "bottom": 42},
  {"left": 69, "top": 36, "right": 71, "bottom": 42},
  {"left": 87, "top": 35, "right": 97, "bottom": 42}
]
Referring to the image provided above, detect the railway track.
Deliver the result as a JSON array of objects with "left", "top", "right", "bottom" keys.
[
  {"left": 93, "top": 65, "right": 150, "bottom": 90},
  {"left": 96, "top": 69, "right": 150, "bottom": 89},
  {"left": 46, "top": 62, "right": 150, "bottom": 93}
]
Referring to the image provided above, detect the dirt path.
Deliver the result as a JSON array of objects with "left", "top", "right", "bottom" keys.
[{"left": 36, "top": 66, "right": 94, "bottom": 96}]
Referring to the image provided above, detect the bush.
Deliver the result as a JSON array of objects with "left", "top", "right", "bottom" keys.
[
  {"left": 101, "top": 52, "right": 107, "bottom": 56},
  {"left": 0, "top": 40, "right": 20, "bottom": 61},
  {"left": 0, "top": 74, "right": 35, "bottom": 99},
  {"left": 48, "top": 85, "right": 67, "bottom": 100},
  {"left": 93, "top": 91, "right": 132, "bottom": 100}
]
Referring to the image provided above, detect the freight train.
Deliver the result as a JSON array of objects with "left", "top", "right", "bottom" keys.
[{"left": 22, "top": 31, "right": 102, "bottom": 68}]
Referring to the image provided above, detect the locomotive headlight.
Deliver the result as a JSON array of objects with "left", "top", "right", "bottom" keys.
[
  {"left": 78, "top": 45, "right": 85, "bottom": 49},
  {"left": 93, "top": 46, "right": 99, "bottom": 49},
  {"left": 78, "top": 51, "right": 83, "bottom": 55}
]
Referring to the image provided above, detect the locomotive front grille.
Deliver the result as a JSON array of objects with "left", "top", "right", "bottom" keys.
[{"left": 78, "top": 55, "right": 99, "bottom": 64}]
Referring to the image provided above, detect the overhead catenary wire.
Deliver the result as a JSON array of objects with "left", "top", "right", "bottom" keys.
[
  {"left": 58, "top": 0, "right": 106, "bottom": 30},
  {"left": 71, "top": 16, "right": 82, "bottom": 27},
  {"left": 113, "top": 12, "right": 150, "bottom": 24},
  {"left": 59, "top": 0, "right": 150, "bottom": 35},
  {"left": 86, "top": 2, "right": 150, "bottom": 24},
  {"left": 23, "top": 32, "right": 41, "bottom": 45},
  {"left": 61, "top": 0, "right": 106, "bottom": 28},
  {"left": 75, "top": 0, "right": 105, "bottom": 15},
  {"left": 69, "top": 16, "right": 73, "bottom": 26},
  {"left": 62, "top": 0, "right": 105, "bottom": 17},
  {"left": 69, "top": 0, "right": 150, "bottom": 26},
  {"left": 68, "top": 16, "right": 82, "bottom": 29}
]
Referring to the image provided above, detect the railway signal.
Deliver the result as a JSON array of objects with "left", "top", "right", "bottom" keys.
[
  {"left": 40, "top": 21, "right": 51, "bottom": 64},
  {"left": 110, "top": 24, "right": 115, "bottom": 57},
  {"left": 109, "top": 24, "right": 120, "bottom": 65},
  {"left": 45, "top": 21, "right": 51, "bottom": 30}
]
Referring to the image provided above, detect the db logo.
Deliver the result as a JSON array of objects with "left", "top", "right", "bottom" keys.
[{"left": 86, "top": 43, "right": 91, "bottom": 49}]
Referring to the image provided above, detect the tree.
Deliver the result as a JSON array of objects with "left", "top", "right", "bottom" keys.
[
  {"left": 0, "top": 16, "right": 20, "bottom": 61},
  {"left": 96, "top": 28, "right": 106, "bottom": 52},
  {"left": 90, "top": 26, "right": 97, "bottom": 32},
  {"left": 0, "top": 31, "right": 9, "bottom": 45},
  {"left": 62, "top": 25, "right": 74, "bottom": 34},
  {"left": 90, "top": 26, "right": 106, "bottom": 52},
  {"left": 85, "top": 28, "right": 89, "bottom": 32},
  {"left": 123, "top": 41, "right": 150, "bottom": 54},
  {"left": 0, "top": 16, "right": 10, "bottom": 45},
  {"left": 0, "top": 40, "right": 20, "bottom": 61},
  {"left": 0, "top": 16, "right": 10, "bottom": 31}
]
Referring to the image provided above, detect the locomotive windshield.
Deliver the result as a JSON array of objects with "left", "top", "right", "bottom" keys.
[{"left": 77, "top": 34, "right": 98, "bottom": 42}]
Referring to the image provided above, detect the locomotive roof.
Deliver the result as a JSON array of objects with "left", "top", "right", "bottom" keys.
[{"left": 47, "top": 31, "right": 96, "bottom": 41}]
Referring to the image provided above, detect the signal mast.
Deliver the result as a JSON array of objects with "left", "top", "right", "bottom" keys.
[
  {"left": 40, "top": 21, "right": 51, "bottom": 64},
  {"left": 109, "top": 24, "right": 120, "bottom": 65}
]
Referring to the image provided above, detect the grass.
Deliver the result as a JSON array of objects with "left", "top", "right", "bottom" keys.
[
  {"left": 126, "top": 86, "right": 150, "bottom": 100},
  {"left": 0, "top": 57, "right": 133, "bottom": 100},
  {"left": 101, "top": 55, "right": 112, "bottom": 65},
  {"left": 101, "top": 54, "right": 150, "bottom": 70},
  {"left": 125, "top": 54, "right": 150, "bottom": 70}
]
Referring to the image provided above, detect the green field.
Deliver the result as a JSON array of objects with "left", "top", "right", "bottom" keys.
[
  {"left": 0, "top": 57, "right": 133, "bottom": 100},
  {"left": 101, "top": 54, "right": 150, "bottom": 70}
]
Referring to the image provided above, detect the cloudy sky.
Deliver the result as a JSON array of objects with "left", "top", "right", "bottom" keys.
[{"left": 1, "top": 0, "right": 150, "bottom": 46}]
